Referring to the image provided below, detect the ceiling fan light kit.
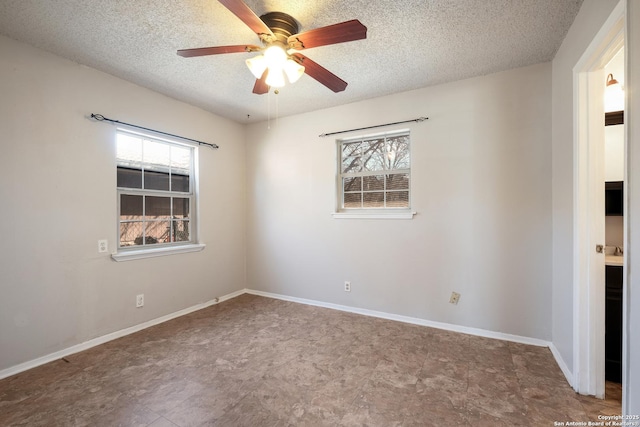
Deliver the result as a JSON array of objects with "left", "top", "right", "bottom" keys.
[
  {"left": 282, "top": 59, "right": 305, "bottom": 84},
  {"left": 177, "top": 0, "right": 367, "bottom": 94},
  {"left": 245, "top": 55, "right": 267, "bottom": 79},
  {"left": 265, "top": 62, "right": 285, "bottom": 87}
]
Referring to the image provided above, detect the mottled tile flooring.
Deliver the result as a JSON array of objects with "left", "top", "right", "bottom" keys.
[{"left": 0, "top": 294, "right": 622, "bottom": 426}]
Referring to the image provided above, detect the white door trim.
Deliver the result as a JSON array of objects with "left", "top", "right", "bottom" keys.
[{"left": 572, "top": 0, "right": 625, "bottom": 398}]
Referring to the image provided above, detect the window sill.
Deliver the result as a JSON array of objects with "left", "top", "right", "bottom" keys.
[
  {"left": 332, "top": 211, "right": 416, "bottom": 220},
  {"left": 111, "top": 243, "right": 206, "bottom": 262}
]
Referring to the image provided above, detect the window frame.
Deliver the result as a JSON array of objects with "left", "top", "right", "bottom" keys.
[
  {"left": 334, "top": 129, "right": 415, "bottom": 219},
  {"left": 112, "top": 128, "right": 204, "bottom": 261}
]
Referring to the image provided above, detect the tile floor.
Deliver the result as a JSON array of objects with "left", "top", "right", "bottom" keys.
[{"left": 0, "top": 294, "right": 622, "bottom": 426}]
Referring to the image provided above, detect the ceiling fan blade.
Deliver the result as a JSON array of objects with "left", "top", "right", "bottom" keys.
[
  {"left": 288, "top": 20, "right": 367, "bottom": 50},
  {"left": 253, "top": 69, "right": 269, "bottom": 94},
  {"left": 177, "top": 45, "right": 261, "bottom": 57},
  {"left": 291, "top": 53, "right": 347, "bottom": 92},
  {"left": 218, "top": 0, "right": 275, "bottom": 38}
]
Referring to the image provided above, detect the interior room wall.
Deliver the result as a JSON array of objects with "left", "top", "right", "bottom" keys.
[
  {"left": 246, "top": 62, "right": 552, "bottom": 341},
  {"left": 606, "top": 217, "right": 624, "bottom": 248},
  {"left": 550, "top": 0, "right": 619, "bottom": 377},
  {"left": 0, "top": 35, "right": 247, "bottom": 373},
  {"left": 605, "top": 124, "right": 625, "bottom": 182}
]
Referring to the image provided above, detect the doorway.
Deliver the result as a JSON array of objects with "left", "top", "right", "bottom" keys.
[
  {"left": 603, "top": 47, "right": 624, "bottom": 390},
  {"left": 573, "top": 0, "right": 626, "bottom": 403}
]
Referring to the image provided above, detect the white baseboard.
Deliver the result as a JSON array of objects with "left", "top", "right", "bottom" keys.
[
  {"left": 247, "top": 290, "right": 580, "bottom": 387},
  {"left": 0, "top": 289, "right": 245, "bottom": 380},
  {"left": 549, "top": 342, "right": 574, "bottom": 389},
  {"left": 2, "top": 287, "right": 571, "bottom": 386},
  {"left": 245, "top": 289, "right": 551, "bottom": 348}
]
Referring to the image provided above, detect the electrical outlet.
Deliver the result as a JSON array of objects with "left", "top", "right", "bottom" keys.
[
  {"left": 136, "top": 294, "right": 144, "bottom": 308},
  {"left": 98, "top": 239, "right": 108, "bottom": 253},
  {"left": 344, "top": 281, "right": 351, "bottom": 292},
  {"left": 449, "top": 292, "right": 461, "bottom": 305}
]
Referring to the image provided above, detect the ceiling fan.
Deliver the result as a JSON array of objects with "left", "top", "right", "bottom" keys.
[{"left": 177, "top": 0, "right": 367, "bottom": 94}]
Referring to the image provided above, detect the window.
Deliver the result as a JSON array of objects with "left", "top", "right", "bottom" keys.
[
  {"left": 337, "top": 130, "right": 411, "bottom": 213},
  {"left": 115, "top": 130, "right": 198, "bottom": 255}
]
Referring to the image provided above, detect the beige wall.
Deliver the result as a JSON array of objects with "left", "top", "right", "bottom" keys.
[
  {"left": 0, "top": 35, "right": 247, "bottom": 372},
  {"left": 246, "top": 62, "right": 553, "bottom": 340}
]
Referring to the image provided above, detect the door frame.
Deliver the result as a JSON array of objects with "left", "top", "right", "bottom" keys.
[{"left": 573, "top": 0, "right": 625, "bottom": 399}]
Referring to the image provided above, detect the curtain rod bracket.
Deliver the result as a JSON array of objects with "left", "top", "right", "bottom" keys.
[
  {"left": 90, "top": 113, "right": 219, "bottom": 149},
  {"left": 319, "top": 116, "right": 428, "bottom": 138}
]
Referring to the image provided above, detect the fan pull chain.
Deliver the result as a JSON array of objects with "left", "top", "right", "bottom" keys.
[
  {"left": 267, "top": 89, "right": 271, "bottom": 130},
  {"left": 266, "top": 89, "right": 281, "bottom": 130},
  {"left": 275, "top": 89, "right": 279, "bottom": 127}
]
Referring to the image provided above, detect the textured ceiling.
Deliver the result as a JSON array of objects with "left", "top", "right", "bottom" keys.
[{"left": 0, "top": 0, "right": 583, "bottom": 123}]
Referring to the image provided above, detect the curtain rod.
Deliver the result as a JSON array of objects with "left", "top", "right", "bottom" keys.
[
  {"left": 90, "top": 113, "right": 219, "bottom": 149},
  {"left": 319, "top": 116, "right": 428, "bottom": 138}
]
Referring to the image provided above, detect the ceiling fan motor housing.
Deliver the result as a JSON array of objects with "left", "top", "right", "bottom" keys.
[{"left": 259, "top": 12, "right": 299, "bottom": 44}]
